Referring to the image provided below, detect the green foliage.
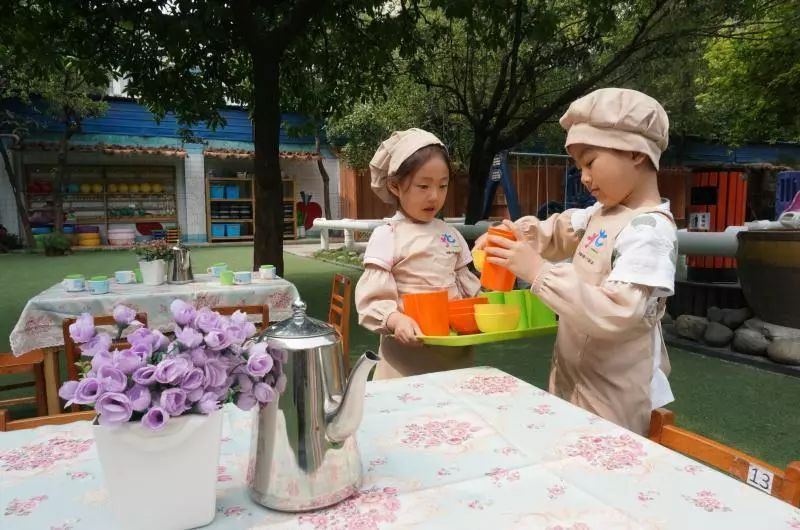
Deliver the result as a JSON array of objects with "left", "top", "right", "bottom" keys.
[
  {"left": 695, "top": 1, "right": 800, "bottom": 144},
  {"left": 41, "top": 232, "right": 72, "bottom": 252},
  {"left": 132, "top": 239, "right": 172, "bottom": 262}
]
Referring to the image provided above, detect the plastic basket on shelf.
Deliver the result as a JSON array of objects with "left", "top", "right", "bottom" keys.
[
  {"left": 225, "top": 223, "right": 241, "bottom": 237},
  {"left": 210, "top": 185, "right": 225, "bottom": 199},
  {"left": 211, "top": 224, "right": 226, "bottom": 238}
]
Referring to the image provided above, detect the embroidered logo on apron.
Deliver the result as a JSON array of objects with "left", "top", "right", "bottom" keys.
[{"left": 440, "top": 232, "right": 461, "bottom": 254}]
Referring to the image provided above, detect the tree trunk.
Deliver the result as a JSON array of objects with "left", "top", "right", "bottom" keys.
[
  {"left": 315, "top": 136, "right": 332, "bottom": 219},
  {"left": 54, "top": 123, "right": 74, "bottom": 234},
  {"left": 251, "top": 50, "right": 285, "bottom": 275},
  {"left": 464, "top": 142, "right": 495, "bottom": 225},
  {"left": 0, "top": 138, "right": 33, "bottom": 246}
]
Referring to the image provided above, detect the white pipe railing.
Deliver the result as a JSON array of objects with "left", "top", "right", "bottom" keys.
[{"left": 313, "top": 217, "right": 790, "bottom": 257}]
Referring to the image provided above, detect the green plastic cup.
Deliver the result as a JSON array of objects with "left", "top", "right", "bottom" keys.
[
  {"left": 504, "top": 290, "right": 529, "bottom": 329},
  {"left": 525, "top": 290, "right": 556, "bottom": 327},
  {"left": 220, "top": 270, "right": 235, "bottom": 286},
  {"left": 134, "top": 268, "right": 143, "bottom": 283},
  {"left": 480, "top": 291, "right": 505, "bottom": 304},
  {"left": 90, "top": 275, "right": 108, "bottom": 281}
]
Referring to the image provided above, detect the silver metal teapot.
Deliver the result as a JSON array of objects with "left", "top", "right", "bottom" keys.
[
  {"left": 167, "top": 241, "right": 193, "bottom": 284},
  {"left": 248, "top": 299, "right": 379, "bottom": 512}
]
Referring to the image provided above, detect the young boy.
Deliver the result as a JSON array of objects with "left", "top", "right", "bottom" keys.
[{"left": 483, "top": 88, "right": 678, "bottom": 435}]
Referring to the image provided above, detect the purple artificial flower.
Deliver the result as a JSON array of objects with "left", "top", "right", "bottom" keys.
[
  {"left": 225, "top": 324, "right": 250, "bottom": 346},
  {"left": 236, "top": 391, "right": 257, "bottom": 411},
  {"left": 132, "top": 364, "right": 157, "bottom": 385},
  {"left": 188, "top": 347, "right": 208, "bottom": 367},
  {"left": 80, "top": 332, "right": 112, "bottom": 358},
  {"left": 142, "top": 406, "right": 168, "bottom": 431},
  {"left": 155, "top": 356, "right": 192, "bottom": 385},
  {"left": 181, "top": 367, "right": 205, "bottom": 391},
  {"left": 196, "top": 392, "right": 219, "bottom": 414},
  {"left": 69, "top": 313, "right": 96, "bottom": 344},
  {"left": 236, "top": 374, "right": 254, "bottom": 393},
  {"left": 254, "top": 382, "right": 276, "bottom": 404},
  {"left": 152, "top": 331, "right": 170, "bottom": 352},
  {"left": 97, "top": 365, "right": 128, "bottom": 393},
  {"left": 247, "top": 353, "right": 274, "bottom": 378},
  {"left": 248, "top": 342, "right": 268, "bottom": 357},
  {"left": 126, "top": 385, "right": 152, "bottom": 412},
  {"left": 270, "top": 348, "right": 288, "bottom": 364},
  {"left": 113, "top": 348, "right": 144, "bottom": 375},
  {"left": 170, "top": 299, "right": 197, "bottom": 327},
  {"left": 194, "top": 308, "right": 222, "bottom": 333},
  {"left": 229, "top": 310, "right": 249, "bottom": 325},
  {"left": 58, "top": 380, "right": 79, "bottom": 404},
  {"left": 175, "top": 326, "right": 203, "bottom": 349},
  {"left": 95, "top": 392, "right": 133, "bottom": 426},
  {"left": 73, "top": 377, "right": 102, "bottom": 404},
  {"left": 186, "top": 387, "right": 204, "bottom": 402},
  {"left": 204, "top": 329, "right": 231, "bottom": 351},
  {"left": 128, "top": 327, "right": 154, "bottom": 348},
  {"left": 112, "top": 305, "right": 137, "bottom": 326},
  {"left": 160, "top": 388, "right": 189, "bottom": 416},
  {"left": 203, "top": 359, "right": 228, "bottom": 389},
  {"left": 90, "top": 350, "right": 113, "bottom": 373}
]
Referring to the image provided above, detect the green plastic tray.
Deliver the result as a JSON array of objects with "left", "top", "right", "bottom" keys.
[{"left": 419, "top": 324, "right": 558, "bottom": 347}]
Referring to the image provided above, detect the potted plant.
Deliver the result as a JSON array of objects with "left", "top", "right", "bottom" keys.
[
  {"left": 132, "top": 239, "right": 172, "bottom": 285},
  {"left": 41, "top": 231, "right": 72, "bottom": 256},
  {"left": 58, "top": 301, "right": 285, "bottom": 530}
]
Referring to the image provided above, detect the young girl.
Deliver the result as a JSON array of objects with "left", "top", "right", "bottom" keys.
[
  {"left": 355, "top": 128, "right": 481, "bottom": 380},
  {"left": 481, "top": 88, "right": 678, "bottom": 435}
]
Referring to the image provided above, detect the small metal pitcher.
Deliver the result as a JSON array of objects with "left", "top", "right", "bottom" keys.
[{"left": 167, "top": 242, "right": 194, "bottom": 284}]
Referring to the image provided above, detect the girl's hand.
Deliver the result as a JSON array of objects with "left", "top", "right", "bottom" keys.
[
  {"left": 387, "top": 312, "right": 423, "bottom": 346},
  {"left": 485, "top": 220, "right": 544, "bottom": 284}
]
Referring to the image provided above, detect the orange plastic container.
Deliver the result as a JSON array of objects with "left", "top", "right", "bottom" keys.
[
  {"left": 402, "top": 291, "right": 449, "bottom": 336},
  {"left": 449, "top": 312, "right": 480, "bottom": 335},
  {"left": 448, "top": 297, "right": 488, "bottom": 313},
  {"left": 481, "top": 227, "right": 517, "bottom": 292}
]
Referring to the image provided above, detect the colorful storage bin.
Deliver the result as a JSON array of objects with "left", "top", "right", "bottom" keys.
[
  {"left": 211, "top": 224, "right": 226, "bottom": 238},
  {"left": 225, "top": 185, "right": 240, "bottom": 199},
  {"left": 226, "top": 223, "right": 241, "bottom": 237},
  {"left": 210, "top": 185, "right": 225, "bottom": 199}
]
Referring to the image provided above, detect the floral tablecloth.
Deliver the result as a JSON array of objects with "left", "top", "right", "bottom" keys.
[
  {"left": 10, "top": 274, "right": 299, "bottom": 356},
  {"left": 2, "top": 367, "right": 798, "bottom": 529}
]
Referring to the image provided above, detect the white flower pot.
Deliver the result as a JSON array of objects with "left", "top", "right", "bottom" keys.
[
  {"left": 139, "top": 259, "right": 167, "bottom": 286},
  {"left": 93, "top": 410, "right": 223, "bottom": 530}
]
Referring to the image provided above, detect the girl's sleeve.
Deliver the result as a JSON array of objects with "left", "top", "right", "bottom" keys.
[
  {"left": 514, "top": 204, "right": 599, "bottom": 261},
  {"left": 355, "top": 265, "right": 400, "bottom": 334},
  {"left": 531, "top": 264, "right": 653, "bottom": 341},
  {"left": 452, "top": 229, "right": 481, "bottom": 298},
  {"left": 355, "top": 224, "right": 399, "bottom": 333}
]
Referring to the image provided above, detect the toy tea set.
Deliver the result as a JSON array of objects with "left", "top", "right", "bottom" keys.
[
  {"left": 403, "top": 226, "right": 558, "bottom": 346},
  {"left": 206, "top": 263, "right": 277, "bottom": 286}
]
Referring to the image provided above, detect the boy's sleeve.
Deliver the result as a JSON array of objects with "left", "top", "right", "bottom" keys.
[
  {"left": 532, "top": 263, "right": 653, "bottom": 341},
  {"left": 514, "top": 204, "right": 599, "bottom": 261}
]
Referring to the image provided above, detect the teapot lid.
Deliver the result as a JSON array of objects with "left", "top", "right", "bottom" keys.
[{"left": 262, "top": 298, "right": 335, "bottom": 339}]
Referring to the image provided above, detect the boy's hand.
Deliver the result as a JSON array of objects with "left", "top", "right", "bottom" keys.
[
  {"left": 473, "top": 231, "right": 489, "bottom": 250},
  {"left": 485, "top": 220, "right": 544, "bottom": 284},
  {"left": 387, "top": 312, "right": 423, "bottom": 346}
]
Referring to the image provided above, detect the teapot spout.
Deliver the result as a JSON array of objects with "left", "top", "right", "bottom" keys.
[{"left": 326, "top": 350, "right": 380, "bottom": 442}]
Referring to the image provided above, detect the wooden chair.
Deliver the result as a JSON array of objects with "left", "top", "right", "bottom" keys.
[
  {"left": 328, "top": 274, "right": 353, "bottom": 373},
  {"left": 649, "top": 408, "right": 800, "bottom": 507},
  {"left": 0, "top": 408, "right": 95, "bottom": 431},
  {"left": 62, "top": 313, "right": 148, "bottom": 411},
  {"left": 212, "top": 304, "right": 270, "bottom": 331},
  {"left": 0, "top": 351, "right": 48, "bottom": 417}
]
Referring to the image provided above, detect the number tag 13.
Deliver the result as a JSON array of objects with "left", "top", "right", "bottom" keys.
[{"left": 747, "top": 463, "right": 775, "bottom": 494}]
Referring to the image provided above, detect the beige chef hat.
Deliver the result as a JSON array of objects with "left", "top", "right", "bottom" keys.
[
  {"left": 369, "top": 128, "right": 446, "bottom": 204},
  {"left": 559, "top": 88, "right": 669, "bottom": 170}
]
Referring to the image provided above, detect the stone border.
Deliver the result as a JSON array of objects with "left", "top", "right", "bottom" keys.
[{"left": 664, "top": 332, "right": 800, "bottom": 378}]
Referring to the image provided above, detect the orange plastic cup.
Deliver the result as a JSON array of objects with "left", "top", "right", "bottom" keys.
[
  {"left": 402, "top": 291, "right": 449, "bottom": 336},
  {"left": 481, "top": 227, "right": 517, "bottom": 292}
]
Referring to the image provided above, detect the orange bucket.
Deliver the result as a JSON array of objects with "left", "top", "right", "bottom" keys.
[
  {"left": 402, "top": 291, "right": 449, "bottom": 336},
  {"left": 481, "top": 227, "right": 516, "bottom": 292}
]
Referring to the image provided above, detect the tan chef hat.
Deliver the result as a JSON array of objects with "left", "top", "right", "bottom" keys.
[
  {"left": 369, "top": 128, "right": 445, "bottom": 204},
  {"left": 559, "top": 88, "right": 669, "bottom": 170}
]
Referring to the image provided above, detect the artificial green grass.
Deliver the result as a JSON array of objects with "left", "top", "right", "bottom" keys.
[{"left": 1, "top": 248, "right": 798, "bottom": 467}]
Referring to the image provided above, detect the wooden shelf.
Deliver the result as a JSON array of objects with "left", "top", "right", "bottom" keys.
[
  {"left": 208, "top": 177, "right": 252, "bottom": 182},
  {"left": 210, "top": 235, "right": 254, "bottom": 241},
  {"left": 109, "top": 216, "right": 177, "bottom": 223},
  {"left": 211, "top": 218, "right": 253, "bottom": 222},
  {"left": 210, "top": 198, "right": 253, "bottom": 202}
]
